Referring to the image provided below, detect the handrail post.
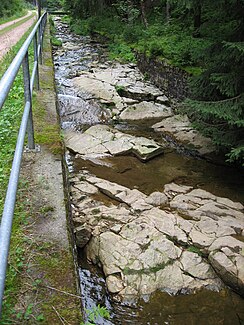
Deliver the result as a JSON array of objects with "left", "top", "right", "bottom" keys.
[
  {"left": 33, "top": 33, "right": 40, "bottom": 90},
  {"left": 22, "top": 52, "right": 35, "bottom": 149},
  {"left": 38, "top": 24, "right": 43, "bottom": 64}
]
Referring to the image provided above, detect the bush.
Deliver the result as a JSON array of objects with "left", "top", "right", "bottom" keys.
[{"left": 108, "top": 42, "right": 135, "bottom": 63}]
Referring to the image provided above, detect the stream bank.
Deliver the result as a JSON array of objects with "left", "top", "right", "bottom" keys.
[{"left": 52, "top": 17, "right": 244, "bottom": 324}]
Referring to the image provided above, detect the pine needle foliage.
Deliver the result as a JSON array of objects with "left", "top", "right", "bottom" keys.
[{"left": 184, "top": 0, "right": 244, "bottom": 165}]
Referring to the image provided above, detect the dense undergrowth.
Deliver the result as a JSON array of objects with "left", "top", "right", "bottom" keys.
[
  {"left": 0, "top": 0, "right": 31, "bottom": 19},
  {"left": 68, "top": 14, "right": 210, "bottom": 71},
  {"left": 0, "top": 9, "right": 28, "bottom": 25}
]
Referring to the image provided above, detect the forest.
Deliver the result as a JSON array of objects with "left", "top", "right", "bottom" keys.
[{"left": 59, "top": 0, "right": 243, "bottom": 166}]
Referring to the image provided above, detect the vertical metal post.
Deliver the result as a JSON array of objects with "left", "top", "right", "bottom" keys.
[
  {"left": 22, "top": 53, "right": 35, "bottom": 149},
  {"left": 37, "top": 0, "right": 41, "bottom": 20},
  {"left": 37, "top": 0, "right": 43, "bottom": 65},
  {"left": 33, "top": 33, "right": 40, "bottom": 90},
  {"left": 38, "top": 24, "right": 43, "bottom": 65}
]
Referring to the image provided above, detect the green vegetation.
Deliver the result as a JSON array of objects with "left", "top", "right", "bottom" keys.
[
  {"left": 0, "top": 25, "right": 35, "bottom": 216},
  {"left": 63, "top": 0, "right": 244, "bottom": 165},
  {"left": 187, "top": 245, "right": 205, "bottom": 257},
  {"left": 0, "top": 0, "right": 27, "bottom": 18},
  {"left": 82, "top": 305, "right": 110, "bottom": 325},
  {"left": 0, "top": 23, "right": 37, "bottom": 324},
  {"left": 51, "top": 36, "right": 62, "bottom": 46},
  {"left": 42, "top": 0, "right": 65, "bottom": 12},
  {"left": 0, "top": 9, "right": 27, "bottom": 25},
  {"left": 123, "top": 260, "right": 173, "bottom": 275}
]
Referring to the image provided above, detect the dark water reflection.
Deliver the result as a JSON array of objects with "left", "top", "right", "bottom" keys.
[
  {"left": 74, "top": 152, "right": 244, "bottom": 203},
  {"left": 78, "top": 250, "right": 244, "bottom": 325}
]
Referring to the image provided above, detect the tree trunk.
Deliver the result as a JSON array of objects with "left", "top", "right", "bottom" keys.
[
  {"left": 193, "top": 2, "right": 201, "bottom": 37},
  {"left": 140, "top": 0, "right": 148, "bottom": 28},
  {"left": 166, "top": 1, "right": 170, "bottom": 22}
]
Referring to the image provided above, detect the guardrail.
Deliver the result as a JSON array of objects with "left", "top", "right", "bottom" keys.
[{"left": 0, "top": 11, "right": 47, "bottom": 315}]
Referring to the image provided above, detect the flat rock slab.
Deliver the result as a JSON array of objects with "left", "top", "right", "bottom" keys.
[
  {"left": 73, "top": 64, "right": 171, "bottom": 120},
  {"left": 70, "top": 173, "right": 244, "bottom": 299},
  {"left": 120, "top": 101, "right": 173, "bottom": 121},
  {"left": 71, "top": 64, "right": 217, "bottom": 157},
  {"left": 153, "top": 114, "right": 216, "bottom": 155},
  {"left": 73, "top": 74, "right": 125, "bottom": 111},
  {"left": 65, "top": 124, "right": 164, "bottom": 161}
]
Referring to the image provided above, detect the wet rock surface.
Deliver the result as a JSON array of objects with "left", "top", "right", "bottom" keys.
[
  {"left": 70, "top": 172, "right": 244, "bottom": 299},
  {"left": 53, "top": 19, "right": 214, "bottom": 157},
  {"left": 53, "top": 18, "right": 244, "bottom": 323}
]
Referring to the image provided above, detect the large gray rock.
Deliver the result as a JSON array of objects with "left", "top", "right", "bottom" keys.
[
  {"left": 73, "top": 64, "right": 168, "bottom": 116},
  {"left": 120, "top": 101, "right": 172, "bottom": 121},
  {"left": 65, "top": 125, "right": 164, "bottom": 161},
  {"left": 209, "top": 250, "right": 244, "bottom": 296},
  {"left": 153, "top": 114, "right": 216, "bottom": 156},
  {"left": 71, "top": 174, "right": 244, "bottom": 299},
  {"left": 73, "top": 73, "right": 125, "bottom": 111}
]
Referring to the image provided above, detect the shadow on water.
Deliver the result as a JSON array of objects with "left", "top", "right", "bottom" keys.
[{"left": 74, "top": 151, "right": 244, "bottom": 203}]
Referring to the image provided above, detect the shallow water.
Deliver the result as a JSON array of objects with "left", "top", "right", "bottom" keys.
[
  {"left": 78, "top": 250, "right": 244, "bottom": 325},
  {"left": 53, "top": 18, "right": 244, "bottom": 324},
  {"left": 74, "top": 151, "right": 244, "bottom": 203}
]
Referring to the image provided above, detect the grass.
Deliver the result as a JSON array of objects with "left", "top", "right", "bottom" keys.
[
  {"left": 51, "top": 36, "right": 62, "bottom": 46},
  {"left": 187, "top": 245, "right": 205, "bottom": 257},
  {"left": 123, "top": 260, "right": 173, "bottom": 276},
  {"left": 0, "top": 22, "right": 36, "bottom": 215}
]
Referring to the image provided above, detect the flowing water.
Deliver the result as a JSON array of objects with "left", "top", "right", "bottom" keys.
[{"left": 53, "top": 18, "right": 244, "bottom": 324}]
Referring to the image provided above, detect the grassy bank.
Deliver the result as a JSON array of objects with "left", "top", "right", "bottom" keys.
[{"left": 0, "top": 24, "right": 36, "bottom": 323}]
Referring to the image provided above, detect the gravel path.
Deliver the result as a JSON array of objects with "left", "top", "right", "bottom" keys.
[
  {"left": 0, "top": 12, "right": 37, "bottom": 60},
  {"left": 0, "top": 11, "right": 33, "bottom": 31}
]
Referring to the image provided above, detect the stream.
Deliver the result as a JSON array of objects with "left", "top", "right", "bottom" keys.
[{"left": 52, "top": 18, "right": 244, "bottom": 324}]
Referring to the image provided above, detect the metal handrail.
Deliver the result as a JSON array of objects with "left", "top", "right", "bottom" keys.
[{"left": 0, "top": 11, "right": 47, "bottom": 315}]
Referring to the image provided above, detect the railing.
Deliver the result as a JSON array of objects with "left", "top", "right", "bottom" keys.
[{"left": 0, "top": 11, "right": 47, "bottom": 315}]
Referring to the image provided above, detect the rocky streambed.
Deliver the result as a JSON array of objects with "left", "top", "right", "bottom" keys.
[{"left": 53, "top": 18, "right": 244, "bottom": 324}]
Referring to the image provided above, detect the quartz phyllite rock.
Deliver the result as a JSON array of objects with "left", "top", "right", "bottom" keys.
[
  {"left": 70, "top": 172, "right": 244, "bottom": 300},
  {"left": 65, "top": 124, "right": 164, "bottom": 162}
]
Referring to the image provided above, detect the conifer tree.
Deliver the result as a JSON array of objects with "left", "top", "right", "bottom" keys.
[{"left": 185, "top": 0, "right": 244, "bottom": 165}]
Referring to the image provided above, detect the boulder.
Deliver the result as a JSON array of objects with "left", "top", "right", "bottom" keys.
[{"left": 209, "top": 251, "right": 244, "bottom": 296}]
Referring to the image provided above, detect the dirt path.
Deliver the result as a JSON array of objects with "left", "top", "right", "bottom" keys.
[
  {"left": 0, "top": 12, "right": 37, "bottom": 60},
  {"left": 0, "top": 10, "right": 33, "bottom": 31}
]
